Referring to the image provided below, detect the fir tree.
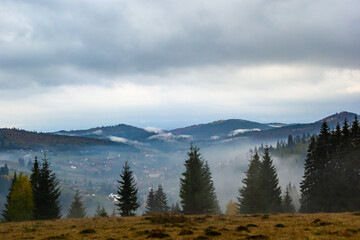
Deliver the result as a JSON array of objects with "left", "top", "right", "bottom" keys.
[
  {"left": 202, "top": 161, "right": 221, "bottom": 214},
  {"left": 145, "top": 187, "right": 156, "bottom": 214},
  {"left": 179, "top": 144, "right": 219, "bottom": 214},
  {"left": 260, "top": 147, "right": 282, "bottom": 213},
  {"left": 170, "top": 202, "right": 181, "bottom": 214},
  {"left": 237, "top": 152, "right": 262, "bottom": 214},
  {"left": 32, "top": 155, "right": 62, "bottom": 220},
  {"left": 115, "top": 161, "right": 139, "bottom": 216},
  {"left": 154, "top": 184, "right": 168, "bottom": 214},
  {"left": 94, "top": 204, "right": 108, "bottom": 217},
  {"left": 67, "top": 190, "right": 86, "bottom": 218},
  {"left": 282, "top": 185, "right": 296, "bottom": 213},
  {"left": 299, "top": 136, "right": 316, "bottom": 213},
  {"left": 2, "top": 172, "right": 17, "bottom": 221}
]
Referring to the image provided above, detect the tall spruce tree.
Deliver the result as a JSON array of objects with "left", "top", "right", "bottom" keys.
[
  {"left": 115, "top": 161, "right": 139, "bottom": 216},
  {"left": 31, "top": 155, "right": 62, "bottom": 220},
  {"left": 237, "top": 152, "right": 263, "bottom": 214},
  {"left": 67, "top": 189, "right": 87, "bottom": 218},
  {"left": 154, "top": 184, "right": 168, "bottom": 214},
  {"left": 299, "top": 135, "right": 316, "bottom": 213},
  {"left": 260, "top": 147, "right": 282, "bottom": 213},
  {"left": 179, "top": 144, "right": 219, "bottom": 214},
  {"left": 202, "top": 161, "right": 221, "bottom": 214},
  {"left": 145, "top": 187, "right": 156, "bottom": 214}
]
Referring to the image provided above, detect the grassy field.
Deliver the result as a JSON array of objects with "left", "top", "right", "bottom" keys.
[{"left": 1, "top": 213, "right": 360, "bottom": 240}]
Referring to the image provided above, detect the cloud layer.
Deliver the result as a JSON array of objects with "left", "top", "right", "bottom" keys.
[{"left": 0, "top": 0, "right": 359, "bottom": 130}]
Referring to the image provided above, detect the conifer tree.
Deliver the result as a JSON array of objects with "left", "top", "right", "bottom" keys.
[
  {"left": 260, "top": 147, "right": 282, "bottom": 213},
  {"left": 2, "top": 172, "right": 17, "bottom": 221},
  {"left": 67, "top": 189, "right": 86, "bottom": 218},
  {"left": 115, "top": 161, "right": 139, "bottom": 216},
  {"left": 282, "top": 185, "right": 296, "bottom": 213},
  {"left": 179, "top": 144, "right": 219, "bottom": 214},
  {"left": 154, "top": 184, "right": 168, "bottom": 214},
  {"left": 2, "top": 173, "right": 34, "bottom": 221},
  {"left": 202, "top": 161, "right": 221, "bottom": 214},
  {"left": 237, "top": 152, "right": 262, "bottom": 214},
  {"left": 170, "top": 202, "right": 181, "bottom": 214},
  {"left": 145, "top": 187, "right": 156, "bottom": 214},
  {"left": 94, "top": 204, "right": 108, "bottom": 217},
  {"left": 31, "top": 155, "right": 62, "bottom": 220}
]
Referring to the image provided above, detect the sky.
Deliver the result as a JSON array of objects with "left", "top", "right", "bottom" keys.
[{"left": 0, "top": 0, "right": 359, "bottom": 132}]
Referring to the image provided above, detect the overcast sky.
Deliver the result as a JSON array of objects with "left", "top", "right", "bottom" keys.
[{"left": 0, "top": 0, "right": 359, "bottom": 131}]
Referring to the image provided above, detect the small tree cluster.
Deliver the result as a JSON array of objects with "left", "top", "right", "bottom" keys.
[
  {"left": 237, "top": 148, "right": 283, "bottom": 214},
  {"left": 146, "top": 184, "right": 169, "bottom": 214},
  {"left": 179, "top": 144, "right": 220, "bottom": 214},
  {"left": 170, "top": 202, "right": 182, "bottom": 214},
  {"left": 2, "top": 155, "right": 62, "bottom": 222},
  {"left": 31, "top": 155, "right": 62, "bottom": 220},
  {"left": 94, "top": 204, "right": 108, "bottom": 217},
  {"left": 300, "top": 118, "right": 360, "bottom": 212}
]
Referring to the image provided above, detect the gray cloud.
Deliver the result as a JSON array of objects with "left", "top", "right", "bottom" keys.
[{"left": 0, "top": 0, "right": 359, "bottom": 88}]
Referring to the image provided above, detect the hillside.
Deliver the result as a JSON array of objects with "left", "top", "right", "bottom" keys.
[
  {"left": 1, "top": 213, "right": 360, "bottom": 239},
  {"left": 56, "top": 124, "right": 156, "bottom": 141},
  {"left": 170, "top": 119, "right": 274, "bottom": 141},
  {"left": 0, "top": 128, "right": 126, "bottom": 150},
  {"left": 238, "top": 111, "right": 359, "bottom": 140}
]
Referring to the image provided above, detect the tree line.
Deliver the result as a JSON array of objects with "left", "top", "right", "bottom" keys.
[
  {"left": 1, "top": 117, "right": 359, "bottom": 221},
  {"left": 300, "top": 118, "right": 360, "bottom": 212}
]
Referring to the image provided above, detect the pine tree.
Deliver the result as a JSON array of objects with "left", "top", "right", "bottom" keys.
[
  {"left": 115, "top": 161, "right": 139, "bottom": 216},
  {"left": 299, "top": 136, "right": 316, "bottom": 213},
  {"left": 32, "top": 155, "right": 62, "bottom": 220},
  {"left": 237, "top": 152, "right": 263, "bottom": 214},
  {"left": 67, "top": 190, "right": 87, "bottom": 218},
  {"left": 260, "top": 147, "right": 282, "bottom": 213},
  {"left": 282, "top": 185, "right": 296, "bottom": 213},
  {"left": 94, "top": 204, "right": 108, "bottom": 217},
  {"left": 2, "top": 172, "right": 17, "bottom": 221},
  {"left": 2, "top": 173, "right": 34, "bottom": 221},
  {"left": 154, "top": 184, "right": 168, "bottom": 214},
  {"left": 202, "top": 161, "right": 221, "bottom": 214},
  {"left": 145, "top": 187, "right": 156, "bottom": 214},
  {"left": 179, "top": 144, "right": 219, "bottom": 214},
  {"left": 170, "top": 202, "right": 181, "bottom": 214}
]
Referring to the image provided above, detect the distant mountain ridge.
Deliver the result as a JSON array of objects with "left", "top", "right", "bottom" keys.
[
  {"left": 170, "top": 119, "right": 275, "bottom": 141},
  {"left": 0, "top": 111, "right": 357, "bottom": 151}
]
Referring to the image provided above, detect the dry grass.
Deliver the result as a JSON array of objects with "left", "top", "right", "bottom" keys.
[{"left": 1, "top": 213, "right": 360, "bottom": 240}]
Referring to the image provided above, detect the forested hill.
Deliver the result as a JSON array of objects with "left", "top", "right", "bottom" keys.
[
  {"left": 0, "top": 128, "right": 127, "bottom": 150},
  {"left": 240, "top": 111, "right": 358, "bottom": 140}
]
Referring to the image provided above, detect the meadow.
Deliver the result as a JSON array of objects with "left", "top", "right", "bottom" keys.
[{"left": 1, "top": 213, "right": 360, "bottom": 240}]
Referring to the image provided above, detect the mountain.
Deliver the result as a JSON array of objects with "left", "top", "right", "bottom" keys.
[
  {"left": 55, "top": 124, "right": 156, "bottom": 143},
  {"left": 237, "top": 111, "right": 358, "bottom": 140},
  {"left": 0, "top": 128, "right": 126, "bottom": 150},
  {"left": 170, "top": 119, "right": 275, "bottom": 141}
]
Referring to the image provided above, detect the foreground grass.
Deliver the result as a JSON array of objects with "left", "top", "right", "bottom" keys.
[{"left": 1, "top": 213, "right": 360, "bottom": 240}]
